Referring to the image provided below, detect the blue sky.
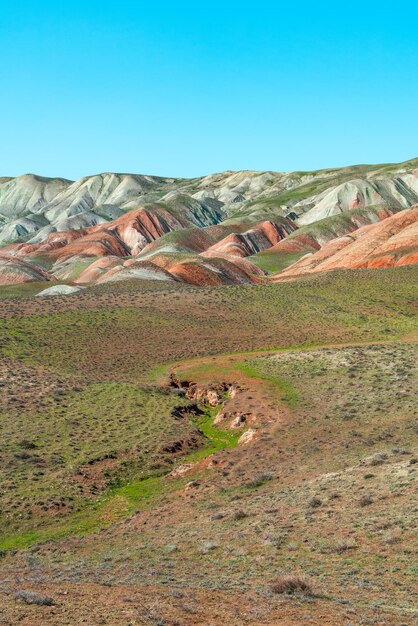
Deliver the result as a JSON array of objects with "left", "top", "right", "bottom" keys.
[{"left": 1, "top": 1, "right": 417, "bottom": 179}]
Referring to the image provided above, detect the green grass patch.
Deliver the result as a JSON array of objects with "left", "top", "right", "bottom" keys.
[
  {"left": 250, "top": 250, "right": 307, "bottom": 274},
  {"left": 0, "top": 282, "right": 47, "bottom": 299},
  {"left": 0, "top": 382, "right": 193, "bottom": 536},
  {"left": 185, "top": 406, "right": 244, "bottom": 462},
  {"left": 0, "top": 396, "right": 243, "bottom": 550},
  {"left": 0, "top": 474, "right": 189, "bottom": 551},
  {"left": 236, "top": 361, "right": 299, "bottom": 407}
]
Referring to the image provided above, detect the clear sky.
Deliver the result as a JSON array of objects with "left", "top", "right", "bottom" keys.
[{"left": 1, "top": 1, "right": 417, "bottom": 180}]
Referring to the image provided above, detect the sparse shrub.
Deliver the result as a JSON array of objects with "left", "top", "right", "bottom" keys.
[
  {"left": 232, "top": 509, "right": 248, "bottom": 520},
  {"left": 246, "top": 472, "right": 273, "bottom": 488},
  {"left": 359, "top": 493, "right": 373, "bottom": 507},
  {"left": 19, "top": 440, "right": 37, "bottom": 450},
  {"left": 271, "top": 575, "right": 313, "bottom": 596},
  {"left": 369, "top": 453, "right": 388, "bottom": 466},
  {"left": 329, "top": 492, "right": 341, "bottom": 500},
  {"left": 198, "top": 541, "right": 218, "bottom": 555},
  {"left": 308, "top": 496, "right": 322, "bottom": 508},
  {"left": 165, "top": 544, "right": 178, "bottom": 553},
  {"left": 268, "top": 532, "right": 287, "bottom": 548},
  {"left": 382, "top": 532, "right": 401, "bottom": 545},
  {"left": 333, "top": 539, "right": 357, "bottom": 553},
  {"left": 14, "top": 591, "right": 55, "bottom": 606}
]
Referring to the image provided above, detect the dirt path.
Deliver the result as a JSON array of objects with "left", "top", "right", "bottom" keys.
[
  {"left": 164, "top": 333, "right": 418, "bottom": 382},
  {"left": 153, "top": 334, "right": 418, "bottom": 436}
]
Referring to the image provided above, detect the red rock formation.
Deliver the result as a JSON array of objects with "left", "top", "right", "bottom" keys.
[
  {"left": 0, "top": 254, "right": 53, "bottom": 285},
  {"left": 267, "top": 234, "right": 320, "bottom": 256},
  {"left": 75, "top": 256, "right": 122, "bottom": 284},
  {"left": 4, "top": 207, "right": 185, "bottom": 262},
  {"left": 272, "top": 206, "right": 418, "bottom": 280},
  {"left": 168, "top": 256, "right": 263, "bottom": 286},
  {"left": 205, "top": 220, "right": 296, "bottom": 257}
]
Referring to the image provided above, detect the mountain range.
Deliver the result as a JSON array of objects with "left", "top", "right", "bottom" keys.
[{"left": 0, "top": 158, "right": 417, "bottom": 289}]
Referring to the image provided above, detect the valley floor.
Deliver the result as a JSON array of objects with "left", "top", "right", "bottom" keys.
[{"left": 0, "top": 267, "right": 417, "bottom": 625}]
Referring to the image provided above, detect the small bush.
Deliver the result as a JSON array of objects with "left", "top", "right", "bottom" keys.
[
  {"left": 359, "top": 494, "right": 373, "bottom": 507},
  {"left": 382, "top": 532, "right": 401, "bottom": 545},
  {"left": 271, "top": 575, "right": 313, "bottom": 596},
  {"left": 198, "top": 541, "right": 218, "bottom": 555},
  {"left": 308, "top": 497, "right": 322, "bottom": 508},
  {"left": 333, "top": 539, "right": 357, "bottom": 554},
  {"left": 14, "top": 591, "right": 55, "bottom": 606},
  {"left": 268, "top": 532, "right": 288, "bottom": 548},
  {"left": 246, "top": 472, "right": 273, "bottom": 488},
  {"left": 369, "top": 453, "right": 388, "bottom": 466}
]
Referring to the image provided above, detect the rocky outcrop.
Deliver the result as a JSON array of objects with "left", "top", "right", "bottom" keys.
[
  {"left": 238, "top": 428, "right": 257, "bottom": 445},
  {"left": 36, "top": 285, "right": 83, "bottom": 296},
  {"left": 169, "top": 377, "right": 232, "bottom": 407},
  {"left": 214, "top": 409, "right": 251, "bottom": 428},
  {"left": 169, "top": 378, "right": 251, "bottom": 431}
]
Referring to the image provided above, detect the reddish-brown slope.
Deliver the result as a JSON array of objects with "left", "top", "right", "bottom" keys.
[
  {"left": 0, "top": 254, "right": 53, "bottom": 285},
  {"left": 74, "top": 251, "right": 263, "bottom": 286},
  {"left": 273, "top": 206, "right": 418, "bottom": 280},
  {"left": 205, "top": 220, "right": 296, "bottom": 257},
  {"left": 266, "top": 208, "right": 396, "bottom": 259},
  {"left": 168, "top": 256, "right": 264, "bottom": 286},
  {"left": 4, "top": 207, "right": 186, "bottom": 262}
]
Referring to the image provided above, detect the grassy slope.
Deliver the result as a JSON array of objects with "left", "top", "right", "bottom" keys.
[
  {"left": 0, "top": 266, "right": 417, "bottom": 623},
  {"left": 0, "top": 383, "right": 193, "bottom": 535},
  {"left": 250, "top": 250, "right": 307, "bottom": 274},
  {"left": 0, "top": 399, "right": 243, "bottom": 550},
  {"left": 4, "top": 339, "right": 415, "bottom": 622},
  {"left": 1, "top": 267, "right": 417, "bottom": 383}
]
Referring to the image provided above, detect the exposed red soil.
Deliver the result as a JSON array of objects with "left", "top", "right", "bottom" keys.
[
  {"left": 168, "top": 256, "right": 264, "bottom": 285},
  {"left": 273, "top": 206, "right": 418, "bottom": 279},
  {"left": 4, "top": 204, "right": 415, "bottom": 288},
  {"left": 205, "top": 219, "right": 296, "bottom": 257},
  {"left": 265, "top": 208, "right": 398, "bottom": 266},
  {"left": 75, "top": 253, "right": 263, "bottom": 286},
  {"left": 1, "top": 581, "right": 398, "bottom": 626},
  {"left": 141, "top": 226, "right": 217, "bottom": 256},
  {"left": 0, "top": 254, "right": 53, "bottom": 285},
  {"left": 268, "top": 234, "right": 320, "bottom": 255},
  {"left": 4, "top": 207, "right": 185, "bottom": 262},
  {"left": 74, "top": 255, "right": 121, "bottom": 283}
]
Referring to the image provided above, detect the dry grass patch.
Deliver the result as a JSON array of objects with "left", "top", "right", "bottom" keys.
[{"left": 271, "top": 575, "right": 313, "bottom": 596}]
